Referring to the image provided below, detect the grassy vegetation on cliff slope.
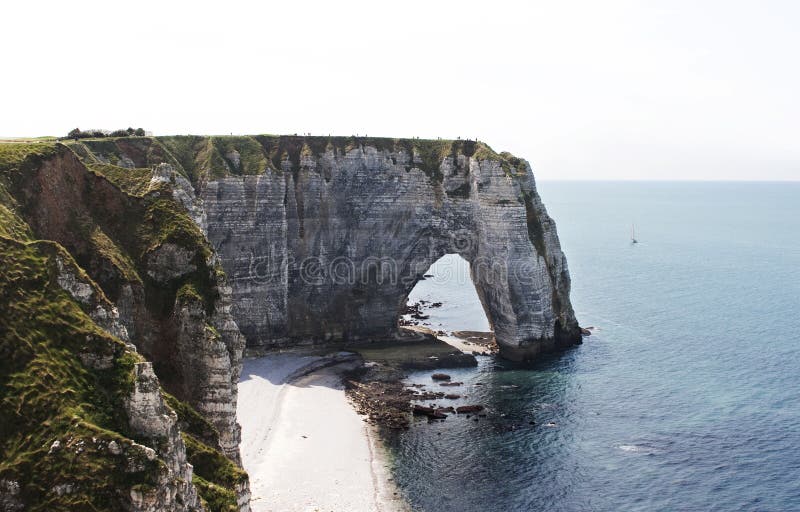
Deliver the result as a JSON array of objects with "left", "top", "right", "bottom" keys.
[
  {"left": 0, "top": 235, "right": 158, "bottom": 510},
  {"left": 164, "top": 393, "right": 248, "bottom": 512},
  {"left": 0, "top": 142, "right": 244, "bottom": 511}
]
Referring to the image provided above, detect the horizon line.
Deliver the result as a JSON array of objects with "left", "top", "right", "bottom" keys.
[{"left": 536, "top": 178, "right": 800, "bottom": 183}]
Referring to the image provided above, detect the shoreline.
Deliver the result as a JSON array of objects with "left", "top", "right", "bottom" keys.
[
  {"left": 237, "top": 350, "right": 409, "bottom": 512},
  {"left": 365, "top": 422, "right": 411, "bottom": 512}
]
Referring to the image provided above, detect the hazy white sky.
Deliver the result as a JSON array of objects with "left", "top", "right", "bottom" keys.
[{"left": 2, "top": 0, "right": 798, "bottom": 180}]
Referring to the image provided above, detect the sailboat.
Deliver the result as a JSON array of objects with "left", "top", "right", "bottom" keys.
[{"left": 631, "top": 223, "right": 638, "bottom": 244}]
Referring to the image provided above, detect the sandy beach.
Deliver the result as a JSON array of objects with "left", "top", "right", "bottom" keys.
[{"left": 238, "top": 352, "right": 407, "bottom": 512}]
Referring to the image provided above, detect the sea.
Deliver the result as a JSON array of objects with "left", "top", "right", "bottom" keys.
[{"left": 391, "top": 181, "right": 800, "bottom": 511}]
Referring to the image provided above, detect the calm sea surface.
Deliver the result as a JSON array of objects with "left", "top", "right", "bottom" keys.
[{"left": 392, "top": 181, "right": 800, "bottom": 511}]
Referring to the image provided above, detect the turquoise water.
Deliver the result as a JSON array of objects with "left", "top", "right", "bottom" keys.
[{"left": 389, "top": 181, "right": 800, "bottom": 511}]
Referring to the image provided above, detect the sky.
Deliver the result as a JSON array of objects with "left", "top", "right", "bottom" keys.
[{"left": 2, "top": 0, "right": 798, "bottom": 180}]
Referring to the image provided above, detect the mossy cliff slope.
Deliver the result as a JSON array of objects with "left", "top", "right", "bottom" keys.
[
  {"left": 0, "top": 143, "right": 248, "bottom": 512},
  {"left": 64, "top": 134, "right": 580, "bottom": 361}
]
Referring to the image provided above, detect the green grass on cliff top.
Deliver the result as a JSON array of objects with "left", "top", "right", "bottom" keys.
[
  {"left": 0, "top": 142, "right": 58, "bottom": 174},
  {"left": 66, "top": 134, "right": 529, "bottom": 184}
]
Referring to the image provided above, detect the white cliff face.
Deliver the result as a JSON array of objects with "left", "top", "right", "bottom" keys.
[
  {"left": 124, "top": 363, "right": 202, "bottom": 512},
  {"left": 137, "top": 237, "right": 247, "bottom": 465},
  {"left": 199, "top": 143, "right": 580, "bottom": 361},
  {"left": 173, "top": 277, "right": 246, "bottom": 463},
  {"left": 151, "top": 163, "right": 208, "bottom": 232},
  {"left": 202, "top": 174, "right": 289, "bottom": 344}
]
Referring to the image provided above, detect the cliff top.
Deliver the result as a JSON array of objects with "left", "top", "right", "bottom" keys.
[{"left": 2, "top": 134, "right": 530, "bottom": 186}]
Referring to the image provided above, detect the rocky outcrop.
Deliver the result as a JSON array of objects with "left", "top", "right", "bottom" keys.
[
  {"left": 151, "top": 162, "right": 208, "bottom": 231},
  {"left": 198, "top": 138, "right": 581, "bottom": 361},
  {"left": 173, "top": 276, "right": 246, "bottom": 463},
  {"left": 1, "top": 143, "right": 250, "bottom": 511},
  {"left": 124, "top": 363, "right": 202, "bottom": 512},
  {"left": 52, "top": 246, "right": 131, "bottom": 345},
  {"left": 46, "top": 235, "right": 208, "bottom": 511}
]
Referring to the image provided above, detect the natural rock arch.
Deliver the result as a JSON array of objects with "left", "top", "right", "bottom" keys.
[
  {"left": 399, "top": 252, "right": 492, "bottom": 333},
  {"left": 200, "top": 138, "right": 581, "bottom": 361}
]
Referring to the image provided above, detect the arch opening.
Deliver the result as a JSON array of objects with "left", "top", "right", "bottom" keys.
[{"left": 399, "top": 253, "right": 496, "bottom": 351}]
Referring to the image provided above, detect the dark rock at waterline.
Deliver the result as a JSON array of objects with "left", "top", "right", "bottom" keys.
[
  {"left": 413, "top": 404, "right": 449, "bottom": 419},
  {"left": 444, "top": 394, "right": 461, "bottom": 399},
  {"left": 440, "top": 382, "right": 463, "bottom": 387},
  {"left": 456, "top": 405, "right": 484, "bottom": 413},
  {"left": 581, "top": 327, "right": 592, "bottom": 336},
  {"left": 431, "top": 373, "right": 451, "bottom": 381},
  {"left": 438, "top": 352, "right": 478, "bottom": 368},
  {"left": 414, "top": 390, "right": 445, "bottom": 400},
  {"left": 391, "top": 335, "right": 478, "bottom": 370},
  {"left": 412, "top": 404, "right": 435, "bottom": 415},
  {"left": 399, "top": 353, "right": 478, "bottom": 371}
]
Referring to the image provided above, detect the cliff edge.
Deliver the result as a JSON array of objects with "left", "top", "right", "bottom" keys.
[
  {"left": 0, "top": 133, "right": 579, "bottom": 510},
  {"left": 64, "top": 134, "right": 581, "bottom": 361}
]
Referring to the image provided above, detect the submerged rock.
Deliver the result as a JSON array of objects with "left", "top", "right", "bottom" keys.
[{"left": 456, "top": 405, "right": 485, "bottom": 414}]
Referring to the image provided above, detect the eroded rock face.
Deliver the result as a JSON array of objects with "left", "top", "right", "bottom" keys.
[
  {"left": 0, "top": 479, "right": 24, "bottom": 512},
  {"left": 145, "top": 243, "right": 197, "bottom": 282},
  {"left": 174, "top": 274, "right": 246, "bottom": 463},
  {"left": 54, "top": 252, "right": 131, "bottom": 345},
  {"left": 200, "top": 144, "right": 580, "bottom": 360},
  {"left": 151, "top": 163, "right": 207, "bottom": 230},
  {"left": 50, "top": 253, "right": 206, "bottom": 512},
  {"left": 8, "top": 147, "right": 250, "bottom": 510},
  {"left": 124, "top": 362, "right": 202, "bottom": 512}
]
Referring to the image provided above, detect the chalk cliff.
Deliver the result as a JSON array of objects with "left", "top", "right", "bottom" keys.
[
  {"left": 63, "top": 135, "right": 580, "bottom": 361},
  {"left": 185, "top": 136, "right": 581, "bottom": 360},
  {"left": 0, "top": 133, "right": 579, "bottom": 511}
]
